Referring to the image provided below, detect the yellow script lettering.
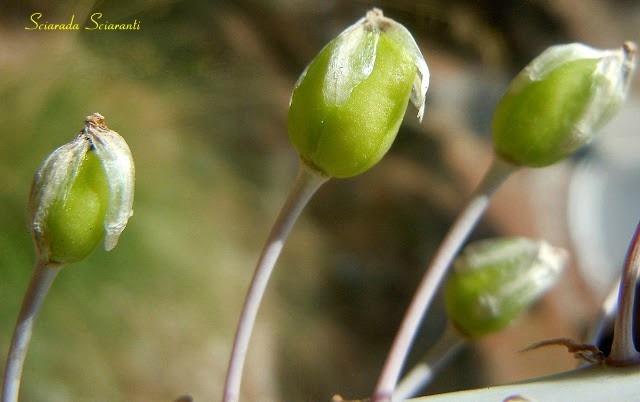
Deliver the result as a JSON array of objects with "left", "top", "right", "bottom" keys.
[{"left": 25, "top": 13, "right": 42, "bottom": 30}]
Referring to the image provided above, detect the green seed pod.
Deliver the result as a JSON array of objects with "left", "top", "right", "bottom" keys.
[
  {"left": 444, "top": 237, "right": 567, "bottom": 338},
  {"left": 44, "top": 149, "right": 109, "bottom": 263},
  {"left": 287, "top": 8, "right": 429, "bottom": 178},
  {"left": 29, "top": 113, "right": 135, "bottom": 264},
  {"left": 492, "top": 42, "right": 636, "bottom": 167}
]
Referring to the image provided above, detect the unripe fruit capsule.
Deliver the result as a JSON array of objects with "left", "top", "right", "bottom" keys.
[
  {"left": 492, "top": 42, "right": 636, "bottom": 167},
  {"left": 45, "top": 149, "right": 109, "bottom": 263},
  {"left": 29, "top": 113, "right": 135, "bottom": 264},
  {"left": 445, "top": 237, "right": 567, "bottom": 338},
  {"left": 288, "top": 9, "right": 429, "bottom": 178}
]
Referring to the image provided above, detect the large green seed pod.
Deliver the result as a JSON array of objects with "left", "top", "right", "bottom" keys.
[
  {"left": 29, "top": 113, "right": 135, "bottom": 264},
  {"left": 445, "top": 237, "right": 567, "bottom": 338},
  {"left": 492, "top": 42, "right": 636, "bottom": 167},
  {"left": 288, "top": 8, "right": 429, "bottom": 178}
]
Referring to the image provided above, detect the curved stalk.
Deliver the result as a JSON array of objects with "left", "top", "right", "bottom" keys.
[
  {"left": 2, "top": 259, "right": 63, "bottom": 402},
  {"left": 222, "top": 163, "right": 328, "bottom": 402},
  {"left": 373, "top": 157, "right": 516, "bottom": 402},
  {"left": 608, "top": 220, "right": 640, "bottom": 365},
  {"left": 393, "top": 324, "right": 465, "bottom": 401}
]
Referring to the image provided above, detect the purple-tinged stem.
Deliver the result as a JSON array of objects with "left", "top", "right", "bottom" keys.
[
  {"left": 222, "top": 163, "right": 327, "bottom": 402},
  {"left": 2, "top": 259, "right": 63, "bottom": 402},
  {"left": 608, "top": 220, "right": 640, "bottom": 365}
]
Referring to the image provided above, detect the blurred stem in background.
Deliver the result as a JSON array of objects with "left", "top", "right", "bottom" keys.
[{"left": 393, "top": 324, "right": 464, "bottom": 401}]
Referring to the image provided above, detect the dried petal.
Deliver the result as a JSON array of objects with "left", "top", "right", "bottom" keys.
[{"left": 83, "top": 113, "right": 135, "bottom": 251}]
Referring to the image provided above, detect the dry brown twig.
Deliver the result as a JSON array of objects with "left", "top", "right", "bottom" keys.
[{"left": 521, "top": 338, "right": 605, "bottom": 365}]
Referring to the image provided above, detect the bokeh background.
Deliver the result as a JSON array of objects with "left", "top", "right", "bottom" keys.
[{"left": 0, "top": 1, "right": 639, "bottom": 401}]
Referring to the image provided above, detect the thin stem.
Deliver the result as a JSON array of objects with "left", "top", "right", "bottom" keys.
[
  {"left": 587, "top": 279, "right": 620, "bottom": 346},
  {"left": 373, "top": 157, "right": 515, "bottom": 402},
  {"left": 393, "top": 324, "right": 465, "bottom": 401},
  {"left": 222, "top": 163, "right": 328, "bottom": 402},
  {"left": 579, "top": 279, "right": 619, "bottom": 368},
  {"left": 2, "top": 259, "right": 63, "bottom": 402},
  {"left": 608, "top": 220, "right": 640, "bottom": 365}
]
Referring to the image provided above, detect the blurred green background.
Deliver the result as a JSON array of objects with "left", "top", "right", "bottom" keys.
[{"left": 0, "top": 1, "right": 638, "bottom": 401}]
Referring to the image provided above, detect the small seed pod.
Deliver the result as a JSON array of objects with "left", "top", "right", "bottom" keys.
[
  {"left": 492, "top": 42, "right": 636, "bottom": 167},
  {"left": 444, "top": 237, "right": 567, "bottom": 338},
  {"left": 29, "top": 113, "right": 135, "bottom": 264},
  {"left": 287, "top": 8, "right": 429, "bottom": 178}
]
